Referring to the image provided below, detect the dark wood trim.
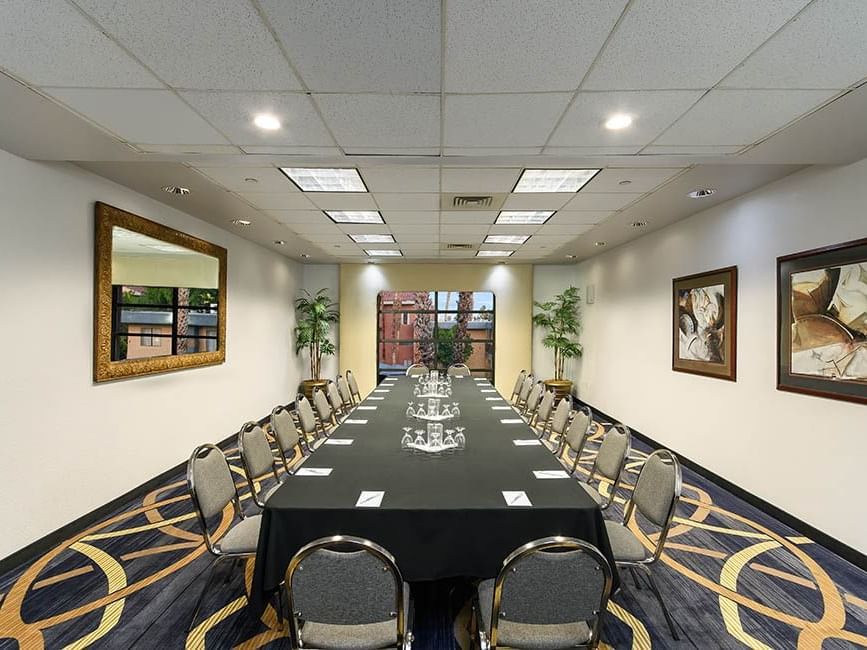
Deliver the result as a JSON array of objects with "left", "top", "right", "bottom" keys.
[
  {"left": 0, "top": 403, "right": 291, "bottom": 577},
  {"left": 574, "top": 397, "right": 867, "bottom": 573},
  {"left": 672, "top": 265, "right": 737, "bottom": 381}
]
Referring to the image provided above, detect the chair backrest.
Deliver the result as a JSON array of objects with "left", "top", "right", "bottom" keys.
[
  {"left": 187, "top": 444, "right": 242, "bottom": 553},
  {"left": 565, "top": 406, "right": 593, "bottom": 453},
  {"left": 626, "top": 450, "right": 682, "bottom": 561},
  {"left": 271, "top": 405, "right": 300, "bottom": 455},
  {"left": 406, "top": 363, "right": 428, "bottom": 377},
  {"left": 326, "top": 380, "right": 344, "bottom": 413},
  {"left": 489, "top": 537, "right": 612, "bottom": 649},
  {"left": 286, "top": 535, "right": 407, "bottom": 646},
  {"left": 549, "top": 397, "right": 571, "bottom": 435},
  {"left": 524, "top": 381, "right": 544, "bottom": 412},
  {"left": 345, "top": 370, "right": 361, "bottom": 399},
  {"left": 593, "top": 423, "right": 631, "bottom": 482},
  {"left": 312, "top": 387, "right": 333, "bottom": 422},
  {"left": 536, "top": 390, "right": 555, "bottom": 423},
  {"left": 517, "top": 376, "right": 534, "bottom": 401},
  {"left": 511, "top": 370, "right": 527, "bottom": 397},
  {"left": 337, "top": 375, "right": 354, "bottom": 405},
  {"left": 237, "top": 422, "right": 279, "bottom": 505},
  {"left": 447, "top": 363, "right": 471, "bottom": 377},
  {"left": 296, "top": 395, "right": 317, "bottom": 435}
]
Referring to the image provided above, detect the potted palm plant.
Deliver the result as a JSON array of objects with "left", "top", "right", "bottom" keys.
[
  {"left": 533, "top": 285, "right": 582, "bottom": 401},
  {"left": 295, "top": 288, "right": 339, "bottom": 399}
]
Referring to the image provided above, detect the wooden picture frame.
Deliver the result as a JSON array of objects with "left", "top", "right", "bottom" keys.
[
  {"left": 777, "top": 237, "right": 867, "bottom": 404},
  {"left": 672, "top": 266, "right": 737, "bottom": 381},
  {"left": 93, "top": 202, "right": 227, "bottom": 382}
]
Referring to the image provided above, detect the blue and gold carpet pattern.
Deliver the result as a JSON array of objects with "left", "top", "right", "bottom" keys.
[{"left": 1, "top": 417, "right": 866, "bottom": 649}]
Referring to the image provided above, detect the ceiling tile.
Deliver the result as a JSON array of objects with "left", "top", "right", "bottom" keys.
[
  {"left": 585, "top": 168, "right": 685, "bottom": 193},
  {"left": 344, "top": 147, "right": 441, "bottom": 155},
  {"left": 640, "top": 145, "right": 744, "bottom": 155},
  {"left": 563, "top": 192, "right": 643, "bottom": 211},
  {"left": 290, "top": 222, "right": 343, "bottom": 235},
  {"left": 137, "top": 144, "right": 243, "bottom": 154},
  {"left": 360, "top": 167, "right": 440, "bottom": 193},
  {"left": 444, "top": 94, "right": 572, "bottom": 147},
  {"left": 268, "top": 210, "right": 328, "bottom": 224},
  {"left": 583, "top": 0, "right": 810, "bottom": 90},
  {"left": 180, "top": 91, "right": 334, "bottom": 146},
  {"left": 542, "top": 146, "right": 643, "bottom": 155},
  {"left": 382, "top": 212, "right": 439, "bottom": 227},
  {"left": 315, "top": 94, "right": 439, "bottom": 148},
  {"left": 443, "top": 147, "right": 543, "bottom": 155},
  {"left": 722, "top": 0, "right": 867, "bottom": 89},
  {"left": 549, "top": 91, "right": 702, "bottom": 146},
  {"left": 444, "top": 0, "right": 627, "bottom": 92},
  {"left": 259, "top": 0, "right": 440, "bottom": 92},
  {"left": 0, "top": 0, "right": 161, "bottom": 88},
  {"left": 336, "top": 223, "right": 394, "bottom": 235},
  {"left": 440, "top": 225, "right": 489, "bottom": 235},
  {"left": 240, "top": 145, "right": 342, "bottom": 155},
  {"left": 549, "top": 212, "right": 612, "bottom": 225},
  {"left": 441, "top": 168, "right": 522, "bottom": 193},
  {"left": 441, "top": 211, "right": 497, "bottom": 225},
  {"left": 536, "top": 224, "right": 593, "bottom": 236},
  {"left": 239, "top": 192, "right": 316, "bottom": 210},
  {"left": 44, "top": 89, "right": 228, "bottom": 144},
  {"left": 655, "top": 89, "right": 836, "bottom": 146},
  {"left": 375, "top": 193, "right": 440, "bottom": 211},
  {"left": 307, "top": 193, "right": 378, "bottom": 210},
  {"left": 74, "top": 0, "right": 300, "bottom": 90},
  {"left": 501, "top": 193, "right": 575, "bottom": 210},
  {"left": 193, "top": 167, "right": 295, "bottom": 193},
  {"left": 389, "top": 231, "right": 439, "bottom": 242}
]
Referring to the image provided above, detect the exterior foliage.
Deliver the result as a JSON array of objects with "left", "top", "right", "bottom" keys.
[
  {"left": 413, "top": 291, "right": 436, "bottom": 366},
  {"left": 452, "top": 291, "right": 474, "bottom": 364},
  {"left": 533, "top": 285, "right": 583, "bottom": 381},
  {"left": 295, "top": 288, "right": 339, "bottom": 380}
]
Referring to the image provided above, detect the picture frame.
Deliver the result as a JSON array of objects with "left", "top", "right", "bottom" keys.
[
  {"left": 777, "top": 237, "right": 867, "bottom": 404},
  {"left": 672, "top": 266, "right": 737, "bottom": 381}
]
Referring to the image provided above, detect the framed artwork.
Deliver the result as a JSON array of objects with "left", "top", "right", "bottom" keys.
[
  {"left": 672, "top": 266, "right": 737, "bottom": 381},
  {"left": 777, "top": 237, "right": 867, "bottom": 404}
]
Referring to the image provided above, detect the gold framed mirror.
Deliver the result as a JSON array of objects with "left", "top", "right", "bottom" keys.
[{"left": 93, "top": 202, "right": 227, "bottom": 382}]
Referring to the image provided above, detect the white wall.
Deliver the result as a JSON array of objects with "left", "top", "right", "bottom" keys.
[
  {"left": 0, "top": 148, "right": 305, "bottom": 559},
  {"left": 301, "top": 264, "right": 340, "bottom": 380},
  {"left": 534, "top": 158, "right": 867, "bottom": 553}
]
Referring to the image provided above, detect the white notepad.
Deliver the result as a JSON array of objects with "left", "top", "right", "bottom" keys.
[
  {"left": 344, "top": 419, "right": 368, "bottom": 425},
  {"left": 480, "top": 389, "right": 497, "bottom": 393},
  {"left": 513, "top": 439, "right": 541, "bottom": 446},
  {"left": 368, "top": 396, "right": 385, "bottom": 400},
  {"left": 356, "top": 491, "right": 385, "bottom": 508},
  {"left": 503, "top": 491, "right": 532, "bottom": 507},
  {"left": 374, "top": 389, "right": 390, "bottom": 393},
  {"left": 357, "top": 406, "right": 378, "bottom": 410},
  {"left": 485, "top": 397, "right": 504, "bottom": 401},
  {"left": 491, "top": 406, "right": 512, "bottom": 410},
  {"left": 295, "top": 467, "right": 333, "bottom": 477},
  {"left": 325, "top": 438, "right": 354, "bottom": 446},
  {"left": 533, "top": 470, "right": 570, "bottom": 479},
  {"left": 500, "top": 418, "right": 525, "bottom": 424},
  {"left": 473, "top": 378, "right": 486, "bottom": 381}
]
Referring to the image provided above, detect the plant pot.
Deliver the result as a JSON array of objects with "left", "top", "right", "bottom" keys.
[
  {"left": 299, "top": 378, "right": 328, "bottom": 400},
  {"left": 544, "top": 379, "right": 573, "bottom": 403}
]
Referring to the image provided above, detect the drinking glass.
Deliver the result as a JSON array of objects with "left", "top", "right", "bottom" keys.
[
  {"left": 444, "top": 428, "right": 456, "bottom": 446},
  {"left": 455, "top": 431, "right": 466, "bottom": 449},
  {"left": 406, "top": 402, "right": 415, "bottom": 418},
  {"left": 452, "top": 402, "right": 461, "bottom": 418},
  {"left": 401, "top": 427, "right": 413, "bottom": 448},
  {"left": 414, "top": 429, "right": 426, "bottom": 446}
]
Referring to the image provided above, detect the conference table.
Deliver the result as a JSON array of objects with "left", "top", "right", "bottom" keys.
[{"left": 249, "top": 374, "right": 617, "bottom": 615}]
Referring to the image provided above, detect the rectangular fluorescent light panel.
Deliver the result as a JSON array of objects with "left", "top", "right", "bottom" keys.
[
  {"left": 280, "top": 167, "right": 366, "bottom": 192},
  {"left": 484, "top": 234, "right": 530, "bottom": 245},
  {"left": 513, "top": 169, "right": 599, "bottom": 193},
  {"left": 325, "top": 211, "right": 384, "bottom": 224},
  {"left": 365, "top": 249, "right": 403, "bottom": 257},
  {"left": 476, "top": 250, "right": 514, "bottom": 257},
  {"left": 495, "top": 211, "right": 554, "bottom": 225},
  {"left": 350, "top": 234, "right": 395, "bottom": 244}
]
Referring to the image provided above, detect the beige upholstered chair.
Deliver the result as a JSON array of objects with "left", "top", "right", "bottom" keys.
[
  {"left": 580, "top": 423, "right": 631, "bottom": 510},
  {"left": 312, "top": 387, "right": 337, "bottom": 433},
  {"left": 521, "top": 381, "right": 544, "bottom": 418},
  {"left": 447, "top": 363, "right": 471, "bottom": 377},
  {"left": 509, "top": 369, "right": 527, "bottom": 403},
  {"left": 562, "top": 406, "right": 594, "bottom": 476},
  {"left": 531, "top": 389, "right": 555, "bottom": 430},
  {"left": 345, "top": 370, "right": 363, "bottom": 403},
  {"left": 514, "top": 375, "right": 534, "bottom": 410},
  {"left": 326, "top": 379, "right": 350, "bottom": 422},
  {"left": 237, "top": 421, "right": 282, "bottom": 508},
  {"left": 546, "top": 396, "right": 572, "bottom": 451},
  {"left": 270, "top": 405, "right": 306, "bottom": 472},
  {"left": 405, "top": 363, "right": 429, "bottom": 377},
  {"left": 295, "top": 394, "right": 323, "bottom": 446},
  {"left": 337, "top": 374, "right": 355, "bottom": 407}
]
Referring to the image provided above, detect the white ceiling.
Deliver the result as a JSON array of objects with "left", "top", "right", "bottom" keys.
[{"left": 0, "top": 0, "right": 865, "bottom": 262}]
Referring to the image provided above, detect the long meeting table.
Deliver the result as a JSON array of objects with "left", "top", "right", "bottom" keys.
[{"left": 250, "top": 374, "right": 617, "bottom": 614}]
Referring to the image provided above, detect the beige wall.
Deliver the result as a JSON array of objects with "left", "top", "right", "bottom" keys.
[{"left": 340, "top": 263, "right": 533, "bottom": 397}]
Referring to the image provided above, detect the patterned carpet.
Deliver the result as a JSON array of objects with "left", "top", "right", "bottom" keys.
[{"left": 1, "top": 414, "right": 866, "bottom": 649}]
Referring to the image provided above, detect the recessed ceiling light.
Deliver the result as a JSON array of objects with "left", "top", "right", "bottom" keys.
[
  {"left": 162, "top": 185, "right": 190, "bottom": 195},
  {"left": 231, "top": 218, "right": 252, "bottom": 226},
  {"left": 495, "top": 211, "right": 554, "bottom": 225},
  {"left": 280, "top": 168, "right": 366, "bottom": 192},
  {"left": 631, "top": 220, "right": 648, "bottom": 228},
  {"left": 273, "top": 239, "right": 286, "bottom": 245},
  {"left": 513, "top": 169, "right": 599, "bottom": 193},
  {"left": 604, "top": 113, "right": 633, "bottom": 130},
  {"left": 618, "top": 180, "right": 632, "bottom": 186},
  {"left": 325, "top": 211, "right": 385, "bottom": 225},
  {"left": 244, "top": 177, "right": 259, "bottom": 184},
  {"left": 484, "top": 234, "right": 530, "bottom": 245},
  {"left": 566, "top": 254, "right": 576, "bottom": 259},
  {"left": 476, "top": 250, "right": 515, "bottom": 257},
  {"left": 687, "top": 188, "right": 716, "bottom": 199},
  {"left": 350, "top": 234, "right": 395, "bottom": 244},
  {"left": 365, "top": 249, "right": 402, "bottom": 257},
  {"left": 594, "top": 241, "right": 607, "bottom": 247},
  {"left": 253, "top": 113, "right": 281, "bottom": 130},
  {"left": 301, "top": 253, "right": 311, "bottom": 259}
]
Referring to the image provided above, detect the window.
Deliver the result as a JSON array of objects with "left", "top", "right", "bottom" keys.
[
  {"left": 377, "top": 291, "right": 495, "bottom": 381},
  {"left": 140, "top": 327, "right": 159, "bottom": 347}
]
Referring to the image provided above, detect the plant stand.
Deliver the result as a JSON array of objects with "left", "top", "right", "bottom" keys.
[
  {"left": 544, "top": 379, "right": 573, "bottom": 403},
  {"left": 300, "top": 378, "right": 328, "bottom": 400}
]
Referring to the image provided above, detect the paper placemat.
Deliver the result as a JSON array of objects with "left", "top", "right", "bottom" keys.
[
  {"left": 295, "top": 467, "right": 333, "bottom": 477},
  {"left": 344, "top": 419, "right": 368, "bottom": 424},
  {"left": 533, "top": 470, "right": 570, "bottom": 479},
  {"left": 503, "top": 491, "right": 532, "bottom": 507},
  {"left": 485, "top": 397, "right": 504, "bottom": 401},
  {"left": 325, "top": 438, "right": 354, "bottom": 445},
  {"left": 368, "top": 396, "right": 385, "bottom": 400},
  {"left": 480, "top": 389, "right": 497, "bottom": 393},
  {"left": 356, "top": 491, "right": 385, "bottom": 508},
  {"left": 491, "top": 406, "right": 512, "bottom": 410},
  {"left": 357, "top": 406, "right": 377, "bottom": 410},
  {"left": 500, "top": 418, "right": 524, "bottom": 424},
  {"left": 513, "top": 439, "right": 541, "bottom": 446}
]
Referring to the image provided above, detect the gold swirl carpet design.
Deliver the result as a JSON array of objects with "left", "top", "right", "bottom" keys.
[{"left": 1, "top": 421, "right": 866, "bottom": 649}]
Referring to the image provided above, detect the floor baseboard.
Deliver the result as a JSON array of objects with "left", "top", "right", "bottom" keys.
[{"left": 574, "top": 397, "right": 867, "bottom": 573}]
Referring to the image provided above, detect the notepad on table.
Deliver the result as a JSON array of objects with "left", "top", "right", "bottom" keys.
[
  {"left": 325, "top": 438, "right": 354, "bottom": 446},
  {"left": 344, "top": 419, "right": 368, "bottom": 424},
  {"left": 356, "top": 491, "right": 385, "bottom": 508},
  {"left": 533, "top": 470, "right": 570, "bottom": 479},
  {"left": 485, "top": 397, "right": 503, "bottom": 401},
  {"left": 374, "top": 389, "right": 390, "bottom": 393},
  {"left": 513, "top": 439, "right": 541, "bottom": 446},
  {"left": 480, "top": 389, "right": 497, "bottom": 393},
  {"left": 503, "top": 491, "right": 532, "bottom": 507},
  {"left": 357, "top": 406, "right": 377, "bottom": 410},
  {"left": 491, "top": 406, "right": 512, "bottom": 410},
  {"left": 295, "top": 467, "right": 333, "bottom": 477},
  {"left": 500, "top": 418, "right": 524, "bottom": 424}
]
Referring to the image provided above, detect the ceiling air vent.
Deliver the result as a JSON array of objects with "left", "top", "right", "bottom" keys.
[
  {"left": 444, "top": 243, "right": 476, "bottom": 250},
  {"left": 441, "top": 193, "right": 507, "bottom": 211},
  {"left": 453, "top": 195, "right": 492, "bottom": 208}
]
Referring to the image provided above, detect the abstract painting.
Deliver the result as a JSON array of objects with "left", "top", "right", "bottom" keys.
[
  {"left": 778, "top": 237, "right": 867, "bottom": 403},
  {"left": 672, "top": 266, "right": 737, "bottom": 380}
]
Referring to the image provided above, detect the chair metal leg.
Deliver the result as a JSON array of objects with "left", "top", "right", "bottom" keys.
[
  {"left": 642, "top": 567, "right": 679, "bottom": 640},
  {"left": 628, "top": 567, "right": 643, "bottom": 590},
  {"left": 188, "top": 559, "right": 221, "bottom": 633}
]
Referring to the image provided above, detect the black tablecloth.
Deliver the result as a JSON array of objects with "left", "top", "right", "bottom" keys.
[{"left": 250, "top": 376, "right": 617, "bottom": 614}]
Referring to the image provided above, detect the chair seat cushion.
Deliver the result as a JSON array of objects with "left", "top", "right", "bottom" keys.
[
  {"left": 215, "top": 515, "right": 261, "bottom": 555},
  {"left": 477, "top": 579, "right": 591, "bottom": 649},
  {"left": 578, "top": 481, "right": 603, "bottom": 505},
  {"left": 604, "top": 520, "right": 649, "bottom": 563}
]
